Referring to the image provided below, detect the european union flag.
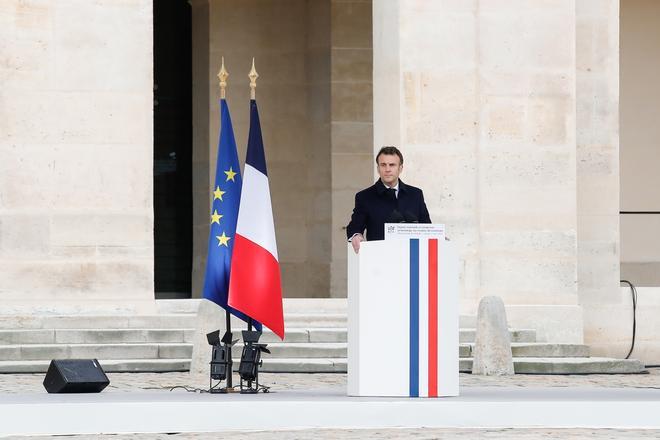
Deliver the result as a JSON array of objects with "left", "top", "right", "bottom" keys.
[{"left": 202, "top": 99, "right": 258, "bottom": 328}]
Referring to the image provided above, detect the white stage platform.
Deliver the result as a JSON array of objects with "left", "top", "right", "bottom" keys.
[{"left": 2, "top": 386, "right": 660, "bottom": 436}]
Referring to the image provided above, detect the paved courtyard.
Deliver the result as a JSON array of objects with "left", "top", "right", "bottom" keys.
[{"left": 2, "top": 370, "right": 660, "bottom": 439}]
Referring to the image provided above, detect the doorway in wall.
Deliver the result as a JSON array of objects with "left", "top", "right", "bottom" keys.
[{"left": 153, "top": 0, "right": 193, "bottom": 298}]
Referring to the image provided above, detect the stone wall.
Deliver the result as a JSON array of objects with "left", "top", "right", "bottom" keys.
[
  {"left": 374, "top": 0, "right": 582, "bottom": 342},
  {"left": 0, "top": 0, "right": 155, "bottom": 313},
  {"left": 191, "top": 0, "right": 334, "bottom": 298}
]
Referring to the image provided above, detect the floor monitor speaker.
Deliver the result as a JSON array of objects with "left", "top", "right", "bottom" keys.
[{"left": 43, "top": 359, "right": 110, "bottom": 393}]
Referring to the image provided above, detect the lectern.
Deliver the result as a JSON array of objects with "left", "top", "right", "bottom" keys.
[{"left": 347, "top": 237, "right": 459, "bottom": 397}]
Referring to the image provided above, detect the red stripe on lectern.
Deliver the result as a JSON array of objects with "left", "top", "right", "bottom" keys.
[{"left": 428, "top": 238, "right": 438, "bottom": 397}]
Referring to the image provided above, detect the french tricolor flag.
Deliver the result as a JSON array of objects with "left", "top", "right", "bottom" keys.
[{"left": 228, "top": 100, "right": 284, "bottom": 339}]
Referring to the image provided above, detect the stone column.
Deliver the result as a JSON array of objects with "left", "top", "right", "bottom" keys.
[
  {"left": 330, "top": 0, "right": 373, "bottom": 297},
  {"left": 373, "top": 0, "right": 582, "bottom": 342},
  {"left": 190, "top": 0, "right": 211, "bottom": 298},
  {"left": 577, "top": 0, "right": 626, "bottom": 356},
  {"left": 0, "top": 0, "right": 155, "bottom": 313}
]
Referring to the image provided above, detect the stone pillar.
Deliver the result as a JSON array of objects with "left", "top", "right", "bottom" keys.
[
  {"left": 577, "top": 0, "right": 626, "bottom": 356},
  {"left": 0, "top": 0, "right": 155, "bottom": 313},
  {"left": 373, "top": 0, "right": 582, "bottom": 342},
  {"left": 190, "top": 0, "right": 211, "bottom": 298},
  {"left": 330, "top": 0, "right": 373, "bottom": 297}
]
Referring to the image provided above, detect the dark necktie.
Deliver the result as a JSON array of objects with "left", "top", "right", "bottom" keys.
[{"left": 386, "top": 188, "right": 397, "bottom": 200}]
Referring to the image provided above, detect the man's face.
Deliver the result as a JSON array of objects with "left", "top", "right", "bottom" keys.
[{"left": 377, "top": 154, "right": 403, "bottom": 186}]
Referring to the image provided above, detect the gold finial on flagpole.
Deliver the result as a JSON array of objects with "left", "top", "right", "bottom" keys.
[
  {"left": 217, "top": 57, "right": 228, "bottom": 99},
  {"left": 248, "top": 57, "right": 258, "bottom": 100}
]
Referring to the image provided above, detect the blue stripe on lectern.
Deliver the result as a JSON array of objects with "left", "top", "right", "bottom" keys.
[{"left": 409, "top": 238, "right": 419, "bottom": 397}]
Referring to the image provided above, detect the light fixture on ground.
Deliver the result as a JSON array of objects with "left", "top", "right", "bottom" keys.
[
  {"left": 206, "top": 329, "right": 237, "bottom": 393},
  {"left": 238, "top": 330, "right": 270, "bottom": 393}
]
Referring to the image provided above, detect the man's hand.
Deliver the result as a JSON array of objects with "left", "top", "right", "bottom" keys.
[{"left": 350, "top": 233, "right": 365, "bottom": 254}]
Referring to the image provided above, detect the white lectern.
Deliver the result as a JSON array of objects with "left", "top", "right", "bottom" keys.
[{"left": 347, "top": 237, "right": 459, "bottom": 397}]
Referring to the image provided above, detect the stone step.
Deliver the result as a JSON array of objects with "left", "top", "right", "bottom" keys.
[
  {"left": 0, "top": 327, "right": 347, "bottom": 345},
  {"left": 0, "top": 343, "right": 191, "bottom": 361},
  {"left": 284, "top": 313, "right": 347, "bottom": 328},
  {"left": 459, "top": 357, "right": 646, "bottom": 374},
  {"left": 0, "top": 356, "right": 645, "bottom": 375},
  {"left": 243, "top": 343, "right": 346, "bottom": 359},
  {"left": 0, "top": 329, "right": 193, "bottom": 345},
  {"left": 260, "top": 358, "right": 347, "bottom": 373},
  {"left": 459, "top": 329, "right": 536, "bottom": 343},
  {"left": 0, "top": 359, "right": 190, "bottom": 374},
  {"left": 0, "top": 358, "right": 348, "bottom": 374},
  {"left": 0, "top": 315, "right": 198, "bottom": 330},
  {"left": 458, "top": 343, "right": 589, "bottom": 358}
]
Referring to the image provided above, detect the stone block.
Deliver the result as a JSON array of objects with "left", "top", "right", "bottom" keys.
[
  {"left": 480, "top": 185, "right": 576, "bottom": 230},
  {"left": 331, "top": 1, "right": 372, "bottom": 48},
  {"left": 403, "top": 71, "right": 477, "bottom": 145},
  {"left": 472, "top": 296, "right": 514, "bottom": 375},
  {"left": 19, "top": 344, "right": 69, "bottom": 361},
  {"left": 480, "top": 257, "right": 577, "bottom": 304},
  {"left": 0, "top": 346, "right": 22, "bottom": 361},
  {"left": 330, "top": 121, "right": 372, "bottom": 154},
  {"left": 92, "top": 261, "right": 153, "bottom": 296},
  {"left": 480, "top": 150, "right": 574, "bottom": 188},
  {"left": 510, "top": 343, "right": 589, "bottom": 358},
  {"left": 248, "top": 342, "right": 346, "bottom": 359},
  {"left": 51, "top": 91, "right": 151, "bottom": 145},
  {"left": 52, "top": 0, "right": 151, "bottom": 92},
  {"left": 158, "top": 343, "right": 193, "bottom": 359},
  {"left": 483, "top": 98, "right": 525, "bottom": 143},
  {"left": 506, "top": 305, "right": 584, "bottom": 343},
  {"left": 69, "top": 344, "right": 158, "bottom": 360},
  {"left": 331, "top": 48, "right": 372, "bottom": 83},
  {"left": 331, "top": 82, "right": 372, "bottom": 122},
  {"left": 0, "top": 214, "right": 50, "bottom": 256},
  {"left": 0, "top": 329, "right": 54, "bottom": 344},
  {"left": 481, "top": 230, "right": 576, "bottom": 258},
  {"left": 400, "top": 14, "right": 475, "bottom": 71},
  {"left": 309, "top": 328, "right": 347, "bottom": 343},
  {"left": 512, "top": 357, "right": 644, "bottom": 374},
  {"left": 332, "top": 151, "right": 374, "bottom": 189},
  {"left": 526, "top": 97, "right": 572, "bottom": 146},
  {"left": 0, "top": 143, "right": 56, "bottom": 208}
]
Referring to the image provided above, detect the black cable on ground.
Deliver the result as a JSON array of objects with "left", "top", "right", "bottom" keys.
[{"left": 620, "top": 279, "right": 637, "bottom": 359}]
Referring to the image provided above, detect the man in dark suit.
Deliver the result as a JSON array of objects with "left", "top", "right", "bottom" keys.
[{"left": 347, "top": 146, "right": 431, "bottom": 253}]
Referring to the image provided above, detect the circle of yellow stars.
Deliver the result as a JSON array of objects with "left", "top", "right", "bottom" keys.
[{"left": 212, "top": 166, "right": 238, "bottom": 247}]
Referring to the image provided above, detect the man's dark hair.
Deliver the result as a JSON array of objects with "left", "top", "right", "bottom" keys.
[{"left": 376, "top": 146, "right": 404, "bottom": 165}]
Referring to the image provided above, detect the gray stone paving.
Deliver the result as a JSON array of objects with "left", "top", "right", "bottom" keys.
[{"left": 2, "top": 370, "right": 660, "bottom": 439}]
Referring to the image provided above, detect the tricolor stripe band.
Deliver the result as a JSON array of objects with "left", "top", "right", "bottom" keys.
[{"left": 409, "top": 238, "right": 440, "bottom": 398}]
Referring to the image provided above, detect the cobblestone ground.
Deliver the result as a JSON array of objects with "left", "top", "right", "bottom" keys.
[
  {"left": 2, "top": 370, "right": 660, "bottom": 439},
  {"left": 3, "top": 369, "right": 660, "bottom": 394}
]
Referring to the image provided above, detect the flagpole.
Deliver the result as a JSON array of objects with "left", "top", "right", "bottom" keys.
[
  {"left": 217, "top": 58, "right": 234, "bottom": 390},
  {"left": 249, "top": 57, "right": 258, "bottom": 100},
  {"left": 246, "top": 57, "right": 258, "bottom": 335}
]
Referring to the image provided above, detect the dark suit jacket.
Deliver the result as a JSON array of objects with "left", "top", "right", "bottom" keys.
[{"left": 346, "top": 179, "right": 431, "bottom": 241}]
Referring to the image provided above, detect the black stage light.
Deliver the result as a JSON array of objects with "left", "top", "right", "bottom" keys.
[
  {"left": 238, "top": 330, "right": 271, "bottom": 393},
  {"left": 207, "top": 329, "right": 237, "bottom": 393}
]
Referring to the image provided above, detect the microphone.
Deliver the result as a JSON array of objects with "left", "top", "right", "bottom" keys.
[
  {"left": 386, "top": 209, "right": 405, "bottom": 223},
  {"left": 404, "top": 211, "right": 419, "bottom": 223}
]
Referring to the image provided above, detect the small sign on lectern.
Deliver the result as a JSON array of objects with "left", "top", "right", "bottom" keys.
[{"left": 384, "top": 223, "right": 445, "bottom": 241}]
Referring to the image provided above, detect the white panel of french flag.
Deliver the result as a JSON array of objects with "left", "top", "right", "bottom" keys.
[{"left": 347, "top": 237, "right": 459, "bottom": 397}]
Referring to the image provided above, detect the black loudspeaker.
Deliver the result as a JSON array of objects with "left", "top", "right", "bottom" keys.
[{"left": 43, "top": 359, "right": 110, "bottom": 393}]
